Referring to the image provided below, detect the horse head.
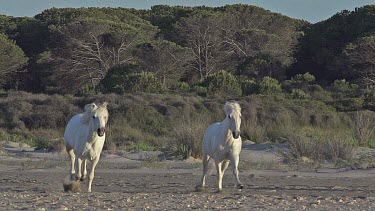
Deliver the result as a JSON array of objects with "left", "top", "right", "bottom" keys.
[
  {"left": 82, "top": 102, "right": 109, "bottom": 137},
  {"left": 225, "top": 102, "right": 241, "bottom": 139}
]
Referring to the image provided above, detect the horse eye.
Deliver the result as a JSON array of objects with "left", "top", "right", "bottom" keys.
[
  {"left": 93, "top": 116, "right": 95, "bottom": 119},
  {"left": 228, "top": 115, "right": 231, "bottom": 119}
]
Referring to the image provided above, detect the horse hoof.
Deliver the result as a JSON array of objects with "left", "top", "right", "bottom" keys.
[
  {"left": 237, "top": 184, "right": 244, "bottom": 189},
  {"left": 215, "top": 189, "right": 222, "bottom": 193},
  {"left": 80, "top": 176, "right": 86, "bottom": 181},
  {"left": 195, "top": 185, "right": 205, "bottom": 192}
]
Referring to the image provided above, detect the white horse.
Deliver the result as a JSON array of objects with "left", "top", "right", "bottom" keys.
[
  {"left": 64, "top": 102, "right": 109, "bottom": 192},
  {"left": 196, "top": 102, "right": 243, "bottom": 192}
]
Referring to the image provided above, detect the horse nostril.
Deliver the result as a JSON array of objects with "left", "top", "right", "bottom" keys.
[
  {"left": 232, "top": 131, "right": 240, "bottom": 139},
  {"left": 97, "top": 128, "right": 105, "bottom": 134}
]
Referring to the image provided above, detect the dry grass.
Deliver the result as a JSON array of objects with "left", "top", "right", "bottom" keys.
[
  {"left": 170, "top": 116, "right": 210, "bottom": 159},
  {"left": 0, "top": 91, "right": 368, "bottom": 161},
  {"left": 282, "top": 134, "right": 355, "bottom": 165},
  {"left": 0, "top": 142, "right": 5, "bottom": 155},
  {"left": 353, "top": 111, "right": 375, "bottom": 147}
]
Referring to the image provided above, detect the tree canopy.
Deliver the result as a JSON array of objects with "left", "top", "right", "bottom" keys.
[{"left": 0, "top": 4, "right": 374, "bottom": 95}]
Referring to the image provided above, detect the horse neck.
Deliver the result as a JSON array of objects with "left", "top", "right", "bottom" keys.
[
  {"left": 85, "top": 120, "right": 98, "bottom": 143},
  {"left": 220, "top": 117, "right": 232, "bottom": 142}
]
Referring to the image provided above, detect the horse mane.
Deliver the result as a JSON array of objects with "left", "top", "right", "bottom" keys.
[
  {"left": 97, "top": 102, "right": 109, "bottom": 118},
  {"left": 80, "top": 102, "right": 109, "bottom": 124},
  {"left": 81, "top": 102, "right": 98, "bottom": 124},
  {"left": 224, "top": 102, "right": 241, "bottom": 114}
]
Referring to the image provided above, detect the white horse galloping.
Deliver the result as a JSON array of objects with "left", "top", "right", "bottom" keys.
[
  {"left": 196, "top": 102, "right": 243, "bottom": 192},
  {"left": 64, "top": 102, "right": 109, "bottom": 192}
]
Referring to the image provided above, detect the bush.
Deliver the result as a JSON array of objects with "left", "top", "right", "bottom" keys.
[
  {"left": 202, "top": 70, "right": 242, "bottom": 97},
  {"left": 170, "top": 117, "right": 209, "bottom": 159},
  {"left": 258, "top": 76, "right": 282, "bottom": 94},
  {"left": 332, "top": 79, "right": 358, "bottom": 92},
  {"left": 127, "top": 72, "right": 164, "bottom": 94},
  {"left": 191, "top": 85, "right": 208, "bottom": 97},
  {"left": 292, "top": 73, "right": 316, "bottom": 84},
  {"left": 101, "top": 64, "right": 139, "bottom": 94},
  {"left": 241, "top": 118, "right": 267, "bottom": 143},
  {"left": 171, "top": 82, "right": 190, "bottom": 94},
  {"left": 34, "top": 137, "right": 64, "bottom": 151},
  {"left": 102, "top": 66, "right": 164, "bottom": 94},
  {"left": 331, "top": 79, "right": 359, "bottom": 99},
  {"left": 329, "top": 98, "right": 364, "bottom": 111},
  {"left": 290, "top": 89, "right": 310, "bottom": 100},
  {"left": 239, "top": 78, "right": 258, "bottom": 96},
  {"left": 353, "top": 111, "right": 375, "bottom": 147},
  {"left": 0, "top": 92, "right": 78, "bottom": 130},
  {"left": 125, "top": 105, "right": 169, "bottom": 136},
  {"left": 282, "top": 134, "right": 355, "bottom": 164}
]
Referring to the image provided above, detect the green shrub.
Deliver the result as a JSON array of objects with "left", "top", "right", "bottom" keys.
[
  {"left": 329, "top": 98, "right": 364, "bottom": 111},
  {"left": 0, "top": 130, "right": 35, "bottom": 146},
  {"left": 191, "top": 86, "right": 208, "bottom": 97},
  {"left": 308, "top": 84, "right": 324, "bottom": 92},
  {"left": 258, "top": 76, "right": 282, "bottom": 94},
  {"left": 331, "top": 79, "right": 359, "bottom": 99},
  {"left": 332, "top": 79, "right": 358, "bottom": 92},
  {"left": 202, "top": 70, "right": 242, "bottom": 97},
  {"left": 127, "top": 72, "right": 164, "bottom": 94},
  {"left": 0, "top": 89, "right": 8, "bottom": 98},
  {"left": 33, "top": 137, "right": 57, "bottom": 151},
  {"left": 291, "top": 89, "right": 310, "bottom": 100},
  {"left": 101, "top": 64, "right": 138, "bottom": 94},
  {"left": 125, "top": 105, "right": 169, "bottom": 135},
  {"left": 239, "top": 78, "right": 258, "bottom": 96},
  {"left": 102, "top": 66, "right": 164, "bottom": 94},
  {"left": 126, "top": 142, "right": 157, "bottom": 151},
  {"left": 292, "top": 73, "right": 316, "bottom": 84},
  {"left": 171, "top": 82, "right": 190, "bottom": 94}
]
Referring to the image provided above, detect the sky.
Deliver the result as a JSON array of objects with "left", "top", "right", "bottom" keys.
[{"left": 0, "top": 0, "right": 374, "bottom": 23}]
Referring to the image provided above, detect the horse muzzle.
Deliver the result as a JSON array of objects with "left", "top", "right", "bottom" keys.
[
  {"left": 232, "top": 131, "right": 240, "bottom": 139},
  {"left": 97, "top": 128, "right": 106, "bottom": 137}
]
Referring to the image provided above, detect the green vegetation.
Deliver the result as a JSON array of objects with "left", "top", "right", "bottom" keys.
[{"left": 0, "top": 5, "right": 375, "bottom": 163}]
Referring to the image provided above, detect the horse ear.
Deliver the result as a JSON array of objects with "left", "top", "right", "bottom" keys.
[
  {"left": 102, "top": 102, "right": 108, "bottom": 108},
  {"left": 84, "top": 103, "right": 97, "bottom": 112},
  {"left": 81, "top": 103, "right": 97, "bottom": 124}
]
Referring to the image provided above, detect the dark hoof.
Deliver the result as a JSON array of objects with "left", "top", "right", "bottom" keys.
[
  {"left": 237, "top": 184, "right": 244, "bottom": 189},
  {"left": 195, "top": 185, "right": 205, "bottom": 192},
  {"left": 63, "top": 184, "right": 70, "bottom": 192},
  {"left": 215, "top": 189, "right": 222, "bottom": 193},
  {"left": 80, "top": 176, "right": 86, "bottom": 181}
]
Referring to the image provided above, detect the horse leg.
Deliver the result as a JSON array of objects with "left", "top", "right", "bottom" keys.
[
  {"left": 231, "top": 154, "right": 243, "bottom": 189},
  {"left": 221, "top": 160, "right": 230, "bottom": 175},
  {"left": 88, "top": 156, "right": 100, "bottom": 193},
  {"left": 66, "top": 146, "right": 76, "bottom": 180},
  {"left": 215, "top": 160, "right": 223, "bottom": 192},
  {"left": 196, "top": 154, "right": 210, "bottom": 191},
  {"left": 80, "top": 159, "right": 87, "bottom": 181},
  {"left": 75, "top": 157, "right": 83, "bottom": 181}
]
